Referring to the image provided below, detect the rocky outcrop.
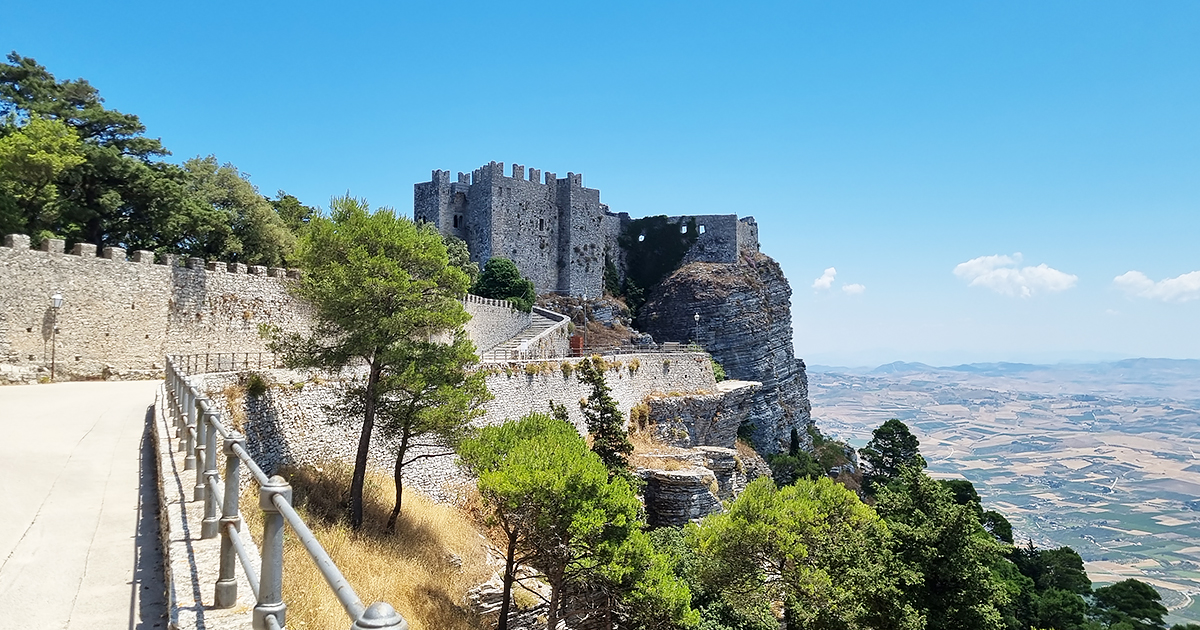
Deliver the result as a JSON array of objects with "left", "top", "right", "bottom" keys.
[
  {"left": 644, "top": 380, "right": 760, "bottom": 449},
  {"left": 639, "top": 253, "right": 812, "bottom": 454},
  {"left": 639, "top": 467, "right": 722, "bottom": 527}
]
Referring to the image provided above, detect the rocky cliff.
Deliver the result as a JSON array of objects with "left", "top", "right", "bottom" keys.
[{"left": 638, "top": 253, "right": 811, "bottom": 454}]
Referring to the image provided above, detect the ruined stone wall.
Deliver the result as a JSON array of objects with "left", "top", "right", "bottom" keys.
[
  {"left": 676, "top": 214, "right": 741, "bottom": 264},
  {"left": 736, "top": 216, "right": 760, "bottom": 257},
  {"left": 0, "top": 234, "right": 308, "bottom": 380}
]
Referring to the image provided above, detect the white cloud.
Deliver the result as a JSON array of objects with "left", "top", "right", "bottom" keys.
[
  {"left": 842, "top": 283, "right": 866, "bottom": 295},
  {"left": 812, "top": 267, "right": 837, "bottom": 290},
  {"left": 1113, "top": 270, "right": 1200, "bottom": 302},
  {"left": 953, "top": 253, "right": 1077, "bottom": 298}
]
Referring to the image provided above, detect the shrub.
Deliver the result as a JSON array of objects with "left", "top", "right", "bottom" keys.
[
  {"left": 628, "top": 358, "right": 640, "bottom": 375},
  {"left": 711, "top": 358, "right": 726, "bottom": 382},
  {"left": 629, "top": 402, "right": 651, "bottom": 432},
  {"left": 245, "top": 372, "right": 268, "bottom": 397},
  {"left": 560, "top": 361, "right": 574, "bottom": 379}
]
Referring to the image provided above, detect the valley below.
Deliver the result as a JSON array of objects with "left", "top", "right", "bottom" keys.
[{"left": 808, "top": 359, "right": 1200, "bottom": 625}]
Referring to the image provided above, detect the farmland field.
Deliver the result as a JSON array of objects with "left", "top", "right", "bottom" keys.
[{"left": 808, "top": 359, "right": 1200, "bottom": 625}]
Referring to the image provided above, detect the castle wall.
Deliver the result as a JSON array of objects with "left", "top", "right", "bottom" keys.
[
  {"left": 557, "top": 175, "right": 606, "bottom": 297},
  {"left": 462, "top": 294, "right": 530, "bottom": 354},
  {"left": 0, "top": 234, "right": 308, "bottom": 380},
  {"left": 480, "top": 163, "right": 562, "bottom": 294},
  {"left": 416, "top": 162, "right": 619, "bottom": 298},
  {"left": 0, "top": 234, "right": 547, "bottom": 381},
  {"left": 195, "top": 351, "right": 719, "bottom": 502}
]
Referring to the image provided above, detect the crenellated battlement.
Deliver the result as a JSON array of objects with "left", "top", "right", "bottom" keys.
[
  {"left": 414, "top": 162, "right": 759, "bottom": 298},
  {"left": 2, "top": 233, "right": 302, "bottom": 279},
  {"left": 0, "top": 232, "right": 313, "bottom": 382}
]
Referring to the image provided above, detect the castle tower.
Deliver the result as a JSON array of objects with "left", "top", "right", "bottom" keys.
[{"left": 414, "top": 162, "right": 606, "bottom": 297}]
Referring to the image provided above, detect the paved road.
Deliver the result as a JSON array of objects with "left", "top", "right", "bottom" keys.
[{"left": 0, "top": 380, "right": 166, "bottom": 629}]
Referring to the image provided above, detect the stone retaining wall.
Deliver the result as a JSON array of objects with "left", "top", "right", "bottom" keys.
[
  {"left": 192, "top": 352, "right": 722, "bottom": 501},
  {"left": 463, "top": 294, "right": 529, "bottom": 354}
]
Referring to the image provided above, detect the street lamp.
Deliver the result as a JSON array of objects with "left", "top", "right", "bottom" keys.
[
  {"left": 693, "top": 312, "right": 700, "bottom": 346},
  {"left": 50, "top": 291, "right": 63, "bottom": 382}
]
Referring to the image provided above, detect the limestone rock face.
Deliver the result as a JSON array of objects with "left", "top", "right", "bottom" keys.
[
  {"left": 639, "top": 467, "right": 722, "bottom": 527},
  {"left": 639, "top": 253, "right": 812, "bottom": 454},
  {"left": 644, "top": 379, "right": 760, "bottom": 449}
]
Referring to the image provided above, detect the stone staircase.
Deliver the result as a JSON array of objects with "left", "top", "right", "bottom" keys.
[{"left": 484, "top": 310, "right": 561, "bottom": 360}]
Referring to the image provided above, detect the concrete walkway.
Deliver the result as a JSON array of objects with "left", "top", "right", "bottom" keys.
[{"left": 0, "top": 380, "right": 167, "bottom": 630}]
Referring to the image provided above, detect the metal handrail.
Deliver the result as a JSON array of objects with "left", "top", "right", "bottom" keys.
[{"left": 164, "top": 355, "right": 408, "bottom": 630}]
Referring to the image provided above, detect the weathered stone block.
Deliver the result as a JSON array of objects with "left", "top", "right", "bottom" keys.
[
  {"left": 640, "top": 467, "right": 722, "bottom": 527},
  {"left": 229, "top": 263, "right": 247, "bottom": 274},
  {"left": 102, "top": 246, "right": 126, "bottom": 261},
  {"left": 187, "top": 257, "right": 205, "bottom": 269},
  {"left": 72, "top": 243, "right": 97, "bottom": 257},
  {"left": 4, "top": 234, "right": 30, "bottom": 249},
  {"left": 132, "top": 250, "right": 155, "bottom": 263},
  {"left": 41, "top": 239, "right": 65, "bottom": 254},
  {"left": 268, "top": 267, "right": 285, "bottom": 278},
  {"left": 249, "top": 265, "right": 268, "bottom": 276},
  {"left": 206, "top": 261, "right": 223, "bottom": 272}
]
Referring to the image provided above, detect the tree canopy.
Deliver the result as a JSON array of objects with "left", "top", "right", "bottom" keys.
[
  {"left": 472, "top": 257, "right": 535, "bottom": 311},
  {"left": 460, "top": 412, "right": 694, "bottom": 630},
  {"left": 859, "top": 418, "right": 926, "bottom": 495},
  {"left": 267, "top": 196, "right": 476, "bottom": 529},
  {"left": 0, "top": 53, "right": 308, "bottom": 262}
]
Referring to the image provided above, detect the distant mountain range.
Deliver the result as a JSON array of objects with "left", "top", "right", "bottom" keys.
[
  {"left": 810, "top": 358, "right": 1200, "bottom": 377},
  {"left": 807, "top": 358, "right": 1200, "bottom": 400}
]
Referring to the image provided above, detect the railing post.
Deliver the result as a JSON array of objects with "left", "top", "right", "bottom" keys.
[
  {"left": 351, "top": 602, "right": 409, "bottom": 630},
  {"left": 179, "top": 380, "right": 193, "bottom": 452},
  {"left": 255, "top": 475, "right": 290, "bottom": 630},
  {"left": 215, "top": 432, "right": 244, "bottom": 608},
  {"left": 193, "top": 399, "right": 207, "bottom": 500},
  {"left": 201, "top": 408, "right": 220, "bottom": 537},
  {"left": 183, "top": 387, "right": 197, "bottom": 470}
]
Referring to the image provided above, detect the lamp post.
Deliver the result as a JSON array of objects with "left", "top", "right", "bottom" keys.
[
  {"left": 693, "top": 312, "right": 700, "bottom": 346},
  {"left": 50, "top": 291, "right": 63, "bottom": 382},
  {"left": 581, "top": 291, "right": 589, "bottom": 352}
]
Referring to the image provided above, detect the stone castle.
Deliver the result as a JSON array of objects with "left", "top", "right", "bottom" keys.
[{"left": 414, "top": 161, "right": 761, "bottom": 297}]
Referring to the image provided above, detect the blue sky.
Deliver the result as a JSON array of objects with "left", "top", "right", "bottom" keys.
[{"left": 5, "top": 1, "right": 1197, "bottom": 366}]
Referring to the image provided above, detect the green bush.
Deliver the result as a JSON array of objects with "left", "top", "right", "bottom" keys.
[
  {"left": 711, "top": 358, "right": 726, "bottom": 382},
  {"left": 244, "top": 372, "right": 268, "bottom": 397},
  {"left": 472, "top": 258, "right": 534, "bottom": 312}
]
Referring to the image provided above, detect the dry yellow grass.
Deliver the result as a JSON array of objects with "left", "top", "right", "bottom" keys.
[
  {"left": 220, "top": 382, "right": 247, "bottom": 432},
  {"left": 241, "top": 461, "right": 493, "bottom": 630},
  {"left": 628, "top": 423, "right": 695, "bottom": 471}
]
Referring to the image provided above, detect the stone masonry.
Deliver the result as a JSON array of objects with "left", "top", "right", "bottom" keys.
[
  {"left": 0, "top": 234, "right": 552, "bottom": 381},
  {"left": 0, "top": 234, "right": 308, "bottom": 381},
  {"left": 414, "top": 162, "right": 760, "bottom": 297}
]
